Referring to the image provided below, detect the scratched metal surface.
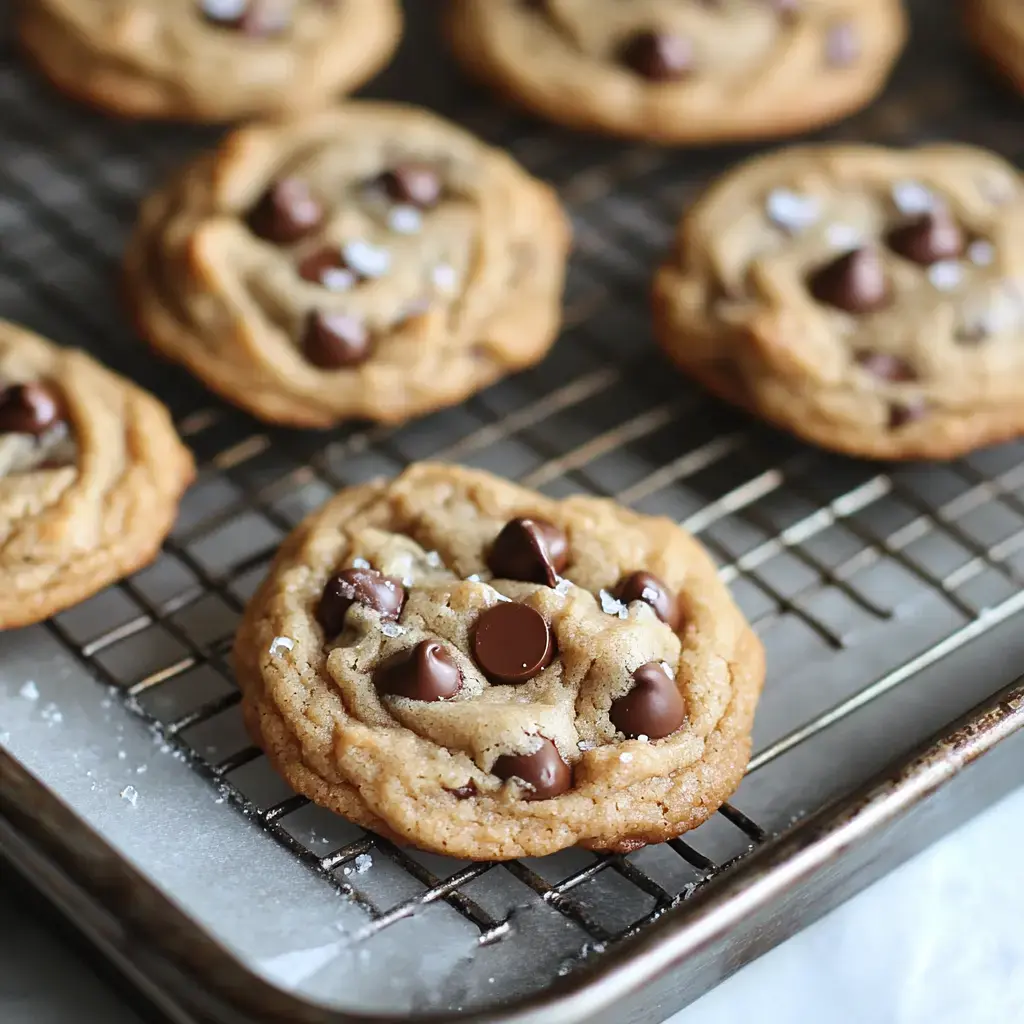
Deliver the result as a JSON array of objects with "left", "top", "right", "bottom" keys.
[{"left": 0, "top": 0, "right": 1022, "bottom": 1019}]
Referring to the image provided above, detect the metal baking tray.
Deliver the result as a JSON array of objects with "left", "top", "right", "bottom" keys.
[{"left": 1, "top": 2, "right": 1022, "bottom": 1021}]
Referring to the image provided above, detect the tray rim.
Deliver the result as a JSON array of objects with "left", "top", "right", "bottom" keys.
[{"left": 2, "top": 671, "right": 1021, "bottom": 1024}]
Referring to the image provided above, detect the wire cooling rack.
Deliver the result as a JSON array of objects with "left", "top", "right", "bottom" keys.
[{"left": 1, "top": 2, "right": 1023, "bottom": 1021}]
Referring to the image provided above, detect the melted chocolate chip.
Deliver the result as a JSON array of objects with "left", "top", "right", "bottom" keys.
[
  {"left": 0, "top": 383, "right": 63, "bottom": 436},
  {"left": 248, "top": 179, "right": 324, "bottom": 244},
  {"left": 887, "top": 210, "right": 965, "bottom": 266},
  {"left": 303, "top": 311, "right": 371, "bottom": 368},
  {"left": 618, "top": 31, "right": 693, "bottom": 81},
  {"left": 202, "top": 0, "right": 289, "bottom": 36},
  {"left": 380, "top": 165, "right": 443, "bottom": 210},
  {"left": 297, "top": 247, "right": 357, "bottom": 290},
  {"left": 613, "top": 571, "right": 680, "bottom": 629},
  {"left": 825, "top": 21, "right": 860, "bottom": 67},
  {"left": 375, "top": 641, "right": 462, "bottom": 702},
  {"left": 888, "top": 399, "right": 927, "bottom": 429},
  {"left": 487, "top": 517, "right": 568, "bottom": 587},
  {"left": 808, "top": 247, "right": 889, "bottom": 313},
  {"left": 855, "top": 351, "right": 917, "bottom": 383},
  {"left": 317, "top": 568, "right": 405, "bottom": 636},
  {"left": 472, "top": 603, "right": 554, "bottom": 684},
  {"left": 492, "top": 739, "right": 572, "bottom": 800},
  {"left": 448, "top": 781, "right": 478, "bottom": 800},
  {"left": 610, "top": 663, "right": 686, "bottom": 740}
]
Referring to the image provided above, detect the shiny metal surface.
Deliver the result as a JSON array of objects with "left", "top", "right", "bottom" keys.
[{"left": 1, "top": 1, "right": 1023, "bottom": 1020}]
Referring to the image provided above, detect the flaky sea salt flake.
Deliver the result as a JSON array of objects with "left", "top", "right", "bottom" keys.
[
  {"left": 599, "top": 589, "right": 629, "bottom": 619},
  {"left": 967, "top": 240, "right": 995, "bottom": 267},
  {"left": 928, "top": 261, "right": 964, "bottom": 291},
  {"left": 342, "top": 240, "right": 391, "bottom": 279},
  {"left": 351, "top": 557, "right": 371, "bottom": 570},
  {"left": 353, "top": 853, "right": 373, "bottom": 874},
  {"left": 378, "top": 621, "right": 406, "bottom": 638},
  {"left": 765, "top": 189, "right": 820, "bottom": 232},
  {"left": 431, "top": 263, "right": 458, "bottom": 294},
  {"left": 387, "top": 205, "right": 423, "bottom": 235},
  {"left": 19, "top": 680, "right": 39, "bottom": 701},
  {"left": 892, "top": 180, "right": 934, "bottom": 215},
  {"left": 120, "top": 785, "right": 139, "bottom": 808},
  {"left": 269, "top": 636, "right": 295, "bottom": 656},
  {"left": 554, "top": 578, "right": 574, "bottom": 596}
]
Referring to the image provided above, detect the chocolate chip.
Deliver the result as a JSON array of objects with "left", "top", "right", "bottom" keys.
[
  {"left": 303, "top": 311, "right": 371, "bottom": 368},
  {"left": 248, "top": 179, "right": 324, "bottom": 244},
  {"left": 855, "top": 351, "right": 917, "bottom": 383},
  {"left": 472, "top": 603, "right": 553, "bottom": 684},
  {"left": 808, "top": 247, "right": 889, "bottom": 313},
  {"left": 487, "top": 517, "right": 568, "bottom": 587},
  {"left": 613, "top": 571, "right": 680, "bottom": 629},
  {"left": 375, "top": 641, "right": 462, "bottom": 702},
  {"left": 448, "top": 782, "right": 478, "bottom": 800},
  {"left": 238, "top": 2, "right": 290, "bottom": 37},
  {"left": 610, "top": 663, "right": 685, "bottom": 740},
  {"left": 887, "top": 210, "right": 965, "bottom": 266},
  {"left": 825, "top": 22, "right": 860, "bottom": 67},
  {"left": 955, "top": 322, "right": 990, "bottom": 346},
  {"left": 618, "top": 31, "right": 693, "bottom": 81},
  {"left": 492, "top": 739, "right": 572, "bottom": 800},
  {"left": 0, "top": 383, "right": 62, "bottom": 436},
  {"left": 297, "top": 247, "right": 357, "bottom": 290},
  {"left": 317, "top": 568, "right": 405, "bottom": 636},
  {"left": 888, "top": 399, "right": 927, "bottom": 429},
  {"left": 380, "top": 165, "right": 444, "bottom": 210}
]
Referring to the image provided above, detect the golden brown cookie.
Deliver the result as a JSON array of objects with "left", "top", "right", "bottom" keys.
[
  {"left": 966, "top": 0, "right": 1024, "bottom": 95},
  {"left": 0, "top": 322, "right": 194, "bottom": 630},
  {"left": 446, "top": 0, "right": 908, "bottom": 143},
  {"left": 235, "top": 463, "right": 764, "bottom": 861},
  {"left": 125, "top": 103, "right": 571, "bottom": 428},
  {"left": 19, "top": 0, "right": 403, "bottom": 122},
  {"left": 654, "top": 144, "right": 1024, "bottom": 461}
]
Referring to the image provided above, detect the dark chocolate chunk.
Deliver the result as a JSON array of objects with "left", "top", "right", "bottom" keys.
[
  {"left": 248, "top": 178, "right": 324, "bottom": 244},
  {"left": 887, "top": 210, "right": 965, "bottom": 266},
  {"left": 618, "top": 31, "right": 694, "bottom": 81},
  {"left": 380, "top": 165, "right": 444, "bottom": 210},
  {"left": 492, "top": 738, "right": 572, "bottom": 800},
  {"left": 297, "top": 247, "right": 358, "bottom": 290},
  {"left": 613, "top": 571, "right": 680, "bottom": 629},
  {"left": 375, "top": 641, "right": 462, "bottom": 702},
  {"left": 317, "top": 568, "right": 405, "bottom": 636},
  {"left": 448, "top": 782, "right": 478, "bottom": 800},
  {"left": 487, "top": 517, "right": 568, "bottom": 587},
  {"left": 472, "top": 603, "right": 554, "bottom": 684},
  {"left": 825, "top": 21, "right": 860, "bottom": 66},
  {"left": 0, "top": 382, "right": 63, "bottom": 437},
  {"left": 808, "top": 247, "right": 889, "bottom": 313},
  {"left": 610, "top": 662, "right": 686, "bottom": 740},
  {"left": 888, "top": 398, "right": 927, "bottom": 429},
  {"left": 303, "top": 311, "right": 371, "bottom": 368},
  {"left": 854, "top": 351, "right": 917, "bottom": 383}
]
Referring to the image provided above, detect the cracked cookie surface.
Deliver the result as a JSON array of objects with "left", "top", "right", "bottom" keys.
[
  {"left": 966, "top": 0, "right": 1024, "bottom": 95},
  {"left": 125, "top": 103, "right": 570, "bottom": 428},
  {"left": 235, "top": 463, "right": 763, "bottom": 861},
  {"left": 654, "top": 144, "right": 1024, "bottom": 460},
  {"left": 19, "top": 0, "right": 402, "bottom": 122},
  {"left": 0, "top": 321, "right": 194, "bottom": 630},
  {"left": 447, "top": 0, "right": 907, "bottom": 143}
]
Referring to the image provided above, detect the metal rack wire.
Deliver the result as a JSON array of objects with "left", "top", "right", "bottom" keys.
[{"left": 1, "top": 1, "right": 1023, "bottom": 1018}]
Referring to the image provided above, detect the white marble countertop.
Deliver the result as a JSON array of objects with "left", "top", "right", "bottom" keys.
[{"left": 3, "top": 787, "right": 1023, "bottom": 1024}]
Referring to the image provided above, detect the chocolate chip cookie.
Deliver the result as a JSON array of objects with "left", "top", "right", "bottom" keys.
[
  {"left": 125, "top": 103, "right": 570, "bottom": 428},
  {"left": 235, "top": 463, "right": 764, "bottom": 860},
  {"left": 446, "top": 0, "right": 907, "bottom": 143},
  {"left": 0, "top": 322, "right": 194, "bottom": 630},
  {"left": 654, "top": 144, "right": 1024, "bottom": 460},
  {"left": 19, "top": 0, "right": 402, "bottom": 122},
  {"left": 966, "top": 0, "right": 1024, "bottom": 95}
]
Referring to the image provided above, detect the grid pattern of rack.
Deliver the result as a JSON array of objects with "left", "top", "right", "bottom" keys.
[{"left": 2, "top": 1, "right": 1023, "bottom": 1015}]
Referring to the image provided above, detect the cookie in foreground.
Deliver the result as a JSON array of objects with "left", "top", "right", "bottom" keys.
[
  {"left": 235, "top": 463, "right": 764, "bottom": 861},
  {"left": 446, "top": 0, "right": 907, "bottom": 143},
  {"left": 654, "top": 144, "right": 1024, "bottom": 460},
  {"left": 19, "top": 0, "right": 402, "bottom": 122},
  {"left": 965, "top": 0, "right": 1024, "bottom": 95},
  {"left": 0, "top": 321, "right": 194, "bottom": 630},
  {"left": 125, "top": 103, "right": 571, "bottom": 428}
]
